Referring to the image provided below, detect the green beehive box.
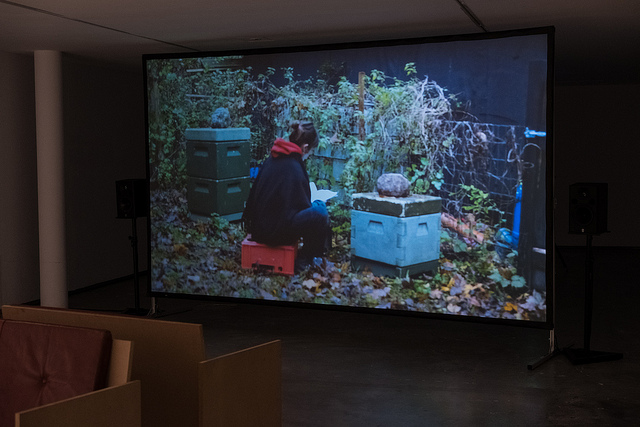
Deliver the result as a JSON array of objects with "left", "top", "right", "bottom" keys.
[
  {"left": 187, "top": 176, "right": 250, "bottom": 221},
  {"left": 186, "top": 140, "right": 250, "bottom": 180},
  {"left": 184, "top": 127, "right": 251, "bottom": 142}
]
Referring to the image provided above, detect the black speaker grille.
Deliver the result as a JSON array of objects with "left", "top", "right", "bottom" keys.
[
  {"left": 569, "top": 183, "right": 607, "bottom": 235},
  {"left": 116, "top": 179, "right": 148, "bottom": 218}
]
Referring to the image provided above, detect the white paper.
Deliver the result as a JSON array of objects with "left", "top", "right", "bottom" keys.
[{"left": 310, "top": 182, "right": 338, "bottom": 203}]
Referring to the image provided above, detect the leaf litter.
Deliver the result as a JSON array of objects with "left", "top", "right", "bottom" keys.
[{"left": 150, "top": 188, "right": 546, "bottom": 321}]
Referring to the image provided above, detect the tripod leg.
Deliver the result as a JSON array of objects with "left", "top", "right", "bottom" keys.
[
  {"left": 584, "top": 234, "right": 593, "bottom": 351},
  {"left": 124, "top": 217, "right": 148, "bottom": 316},
  {"left": 132, "top": 217, "right": 140, "bottom": 311}
]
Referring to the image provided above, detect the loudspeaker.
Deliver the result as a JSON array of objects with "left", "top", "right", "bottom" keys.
[
  {"left": 569, "top": 183, "right": 608, "bottom": 235},
  {"left": 116, "top": 179, "right": 148, "bottom": 218}
]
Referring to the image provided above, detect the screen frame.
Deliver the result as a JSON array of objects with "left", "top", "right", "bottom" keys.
[{"left": 143, "top": 26, "right": 555, "bottom": 330}]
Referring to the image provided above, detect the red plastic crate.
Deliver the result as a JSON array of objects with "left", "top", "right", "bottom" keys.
[{"left": 241, "top": 237, "right": 297, "bottom": 276}]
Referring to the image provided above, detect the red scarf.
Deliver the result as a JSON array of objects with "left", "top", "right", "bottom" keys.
[{"left": 271, "top": 138, "right": 302, "bottom": 157}]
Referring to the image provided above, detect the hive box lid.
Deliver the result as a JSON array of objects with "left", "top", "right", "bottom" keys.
[
  {"left": 352, "top": 192, "right": 441, "bottom": 217},
  {"left": 185, "top": 128, "right": 251, "bottom": 141}
]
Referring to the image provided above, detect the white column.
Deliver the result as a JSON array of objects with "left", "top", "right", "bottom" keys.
[{"left": 34, "top": 50, "right": 68, "bottom": 308}]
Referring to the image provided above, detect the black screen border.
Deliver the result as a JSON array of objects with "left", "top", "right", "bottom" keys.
[{"left": 143, "top": 26, "right": 555, "bottom": 330}]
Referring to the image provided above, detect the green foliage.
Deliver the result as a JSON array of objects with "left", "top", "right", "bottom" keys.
[
  {"left": 305, "top": 157, "right": 334, "bottom": 189},
  {"left": 327, "top": 202, "right": 352, "bottom": 260},
  {"left": 404, "top": 62, "right": 417, "bottom": 76},
  {"left": 148, "top": 58, "right": 526, "bottom": 247},
  {"left": 405, "top": 158, "right": 444, "bottom": 195},
  {"left": 456, "top": 184, "right": 502, "bottom": 224},
  {"left": 340, "top": 139, "right": 378, "bottom": 194},
  {"left": 147, "top": 58, "right": 456, "bottom": 195},
  {"left": 147, "top": 58, "right": 261, "bottom": 188}
]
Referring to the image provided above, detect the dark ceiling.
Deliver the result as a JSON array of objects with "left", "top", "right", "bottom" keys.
[{"left": 1, "top": 0, "right": 639, "bottom": 84}]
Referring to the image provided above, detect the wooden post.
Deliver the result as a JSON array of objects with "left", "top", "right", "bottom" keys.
[{"left": 358, "top": 71, "right": 366, "bottom": 141}]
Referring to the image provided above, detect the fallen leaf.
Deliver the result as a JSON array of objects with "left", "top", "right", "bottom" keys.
[
  {"left": 441, "top": 261, "right": 455, "bottom": 271},
  {"left": 173, "top": 244, "right": 188, "bottom": 256},
  {"left": 429, "top": 289, "right": 443, "bottom": 299},
  {"left": 504, "top": 302, "right": 518, "bottom": 312},
  {"left": 510, "top": 275, "right": 526, "bottom": 288},
  {"left": 302, "top": 279, "right": 316, "bottom": 289},
  {"left": 370, "top": 287, "right": 391, "bottom": 299},
  {"left": 447, "top": 303, "right": 462, "bottom": 313}
]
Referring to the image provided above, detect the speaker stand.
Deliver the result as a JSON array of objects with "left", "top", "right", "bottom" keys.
[
  {"left": 123, "top": 217, "right": 149, "bottom": 316},
  {"left": 562, "top": 234, "right": 622, "bottom": 364}
]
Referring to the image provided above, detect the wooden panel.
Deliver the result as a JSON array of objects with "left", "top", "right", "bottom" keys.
[
  {"left": 16, "top": 381, "right": 141, "bottom": 427},
  {"left": 2, "top": 305, "right": 206, "bottom": 427},
  {"left": 199, "top": 340, "right": 282, "bottom": 427},
  {"left": 108, "top": 339, "right": 133, "bottom": 387}
]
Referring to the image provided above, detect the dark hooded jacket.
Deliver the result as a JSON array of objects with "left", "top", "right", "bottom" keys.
[{"left": 243, "top": 138, "right": 312, "bottom": 246}]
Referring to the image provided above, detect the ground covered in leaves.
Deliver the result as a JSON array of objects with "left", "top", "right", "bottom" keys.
[{"left": 150, "top": 188, "right": 546, "bottom": 321}]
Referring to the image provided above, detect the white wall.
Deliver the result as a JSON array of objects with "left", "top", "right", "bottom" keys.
[
  {"left": 1, "top": 51, "right": 146, "bottom": 305},
  {"left": 0, "top": 51, "right": 40, "bottom": 305},
  {"left": 61, "top": 55, "right": 147, "bottom": 292},
  {"left": 554, "top": 83, "right": 640, "bottom": 247}
]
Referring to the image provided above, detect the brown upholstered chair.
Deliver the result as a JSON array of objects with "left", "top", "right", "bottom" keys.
[
  {"left": 0, "top": 318, "right": 139, "bottom": 427},
  {"left": 2, "top": 304, "right": 280, "bottom": 427}
]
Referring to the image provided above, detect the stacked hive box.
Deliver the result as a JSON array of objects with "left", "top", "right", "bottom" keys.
[
  {"left": 185, "top": 128, "right": 251, "bottom": 221},
  {"left": 351, "top": 192, "right": 442, "bottom": 277}
]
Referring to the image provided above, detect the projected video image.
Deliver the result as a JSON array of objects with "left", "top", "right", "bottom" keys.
[{"left": 145, "top": 29, "right": 552, "bottom": 323}]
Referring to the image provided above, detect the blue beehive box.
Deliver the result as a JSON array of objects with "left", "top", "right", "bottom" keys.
[
  {"left": 351, "top": 193, "right": 441, "bottom": 276},
  {"left": 351, "top": 210, "right": 441, "bottom": 267}
]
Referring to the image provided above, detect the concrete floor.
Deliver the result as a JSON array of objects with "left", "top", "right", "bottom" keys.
[{"left": 67, "top": 247, "right": 639, "bottom": 426}]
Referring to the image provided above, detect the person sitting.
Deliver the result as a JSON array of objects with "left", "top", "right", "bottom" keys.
[{"left": 243, "top": 121, "right": 330, "bottom": 269}]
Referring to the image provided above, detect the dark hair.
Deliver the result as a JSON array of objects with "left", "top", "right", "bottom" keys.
[{"left": 289, "top": 121, "right": 319, "bottom": 149}]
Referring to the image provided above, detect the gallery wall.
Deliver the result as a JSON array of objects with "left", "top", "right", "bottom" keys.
[
  {"left": 553, "top": 83, "right": 640, "bottom": 247},
  {"left": 0, "top": 51, "right": 146, "bottom": 305},
  {"left": 61, "top": 55, "right": 147, "bottom": 295},
  {"left": 0, "top": 51, "right": 39, "bottom": 305},
  {"left": 0, "top": 49, "right": 638, "bottom": 305}
]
